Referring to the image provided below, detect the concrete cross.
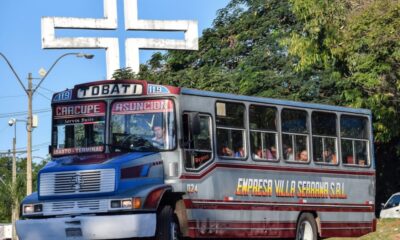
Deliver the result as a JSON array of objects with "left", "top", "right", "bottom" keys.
[{"left": 41, "top": 0, "right": 198, "bottom": 79}]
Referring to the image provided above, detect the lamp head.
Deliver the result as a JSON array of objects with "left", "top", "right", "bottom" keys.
[
  {"left": 76, "top": 53, "right": 94, "bottom": 59},
  {"left": 8, "top": 118, "right": 16, "bottom": 126}
]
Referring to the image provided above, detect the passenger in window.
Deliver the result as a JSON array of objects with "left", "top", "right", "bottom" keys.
[
  {"left": 254, "top": 147, "right": 265, "bottom": 159},
  {"left": 323, "top": 149, "right": 337, "bottom": 164},
  {"left": 345, "top": 155, "right": 354, "bottom": 164},
  {"left": 254, "top": 146, "right": 276, "bottom": 160},
  {"left": 269, "top": 146, "right": 277, "bottom": 159},
  {"left": 358, "top": 159, "right": 366, "bottom": 165},
  {"left": 284, "top": 146, "right": 294, "bottom": 161},
  {"left": 234, "top": 146, "right": 245, "bottom": 158},
  {"left": 221, "top": 145, "right": 234, "bottom": 157},
  {"left": 298, "top": 150, "right": 308, "bottom": 162}
]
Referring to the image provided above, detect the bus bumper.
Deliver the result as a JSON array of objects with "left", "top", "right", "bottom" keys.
[{"left": 16, "top": 213, "right": 156, "bottom": 240}]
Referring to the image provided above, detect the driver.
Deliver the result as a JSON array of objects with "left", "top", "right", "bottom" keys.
[{"left": 152, "top": 125, "right": 165, "bottom": 147}]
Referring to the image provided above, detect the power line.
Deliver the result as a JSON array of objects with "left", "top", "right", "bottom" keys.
[
  {"left": 37, "top": 86, "right": 55, "bottom": 94},
  {"left": 0, "top": 95, "right": 25, "bottom": 99},
  {"left": 0, "top": 142, "right": 50, "bottom": 153},
  {"left": 0, "top": 109, "right": 51, "bottom": 119},
  {"left": 0, "top": 150, "right": 27, "bottom": 156},
  {"left": 36, "top": 90, "right": 51, "bottom": 101}
]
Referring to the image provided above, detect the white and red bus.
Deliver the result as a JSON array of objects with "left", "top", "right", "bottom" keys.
[{"left": 17, "top": 79, "right": 375, "bottom": 240}]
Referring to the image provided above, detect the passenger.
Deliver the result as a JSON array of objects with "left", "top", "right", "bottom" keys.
[
  {"left": 221, "top": 145, "right": 234, "bottom": 157},
  {"left": 234, "top": 146, "right": 245, "bottom": 158},
  {"left": 268, "top": 146, "right": 277, "bottom": 159},
  {"left": 358, "top": 159, "right": 366, "bottom": 165},
  {"left": 323, "top": 149, "right": 337, "bottom": 164},
  {"left": 254, "top": 147, "right": 265, "bottom": 159},
  {"left": 345, "top": 155, "right": 354, "bottom": 164},
  {"left": 257, "top": 146, "right": 276, "bottom": 160},
  {"left": 285, "top": 147, "right": 294, "bottom": 161},
  {"left": 298, "top": 150, "right": 308, "bottom": 162}
]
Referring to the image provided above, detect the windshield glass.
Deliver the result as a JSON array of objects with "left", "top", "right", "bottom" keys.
[
  {"left": 111, "top": 99, "right": 176, "bottom": 152},
  {"left": 52, "top": 102, "right": 106, "bottom": 155},
  {"left": 385, "top": 194, "right": 400, "bottom": 209}
]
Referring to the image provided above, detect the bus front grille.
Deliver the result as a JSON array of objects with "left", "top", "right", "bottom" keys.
[
  {"left": 42, "top": 199, "right": 109, "bottom": 216},
  {"left": 39, "top": 169, "right": 115, "bottom": 197}
]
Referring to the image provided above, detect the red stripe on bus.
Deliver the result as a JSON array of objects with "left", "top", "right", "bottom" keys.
[
  {"left": 321, "top": 222, "right": 372, "bottom": 228},
  {"left": 180, "top": 162, "right": 375, "bottom": 180},
  {"left": 184, "top": 199, "right": 374, "bottom": 212},
  {"left": 188, "top": 228, "right": 295, "bottom": 238},
  {"left": 188, "top": 220, "right": 296, "bottom": 229},
  {"left": 186, "top": 220, "right": 373, "bottom": 238}
]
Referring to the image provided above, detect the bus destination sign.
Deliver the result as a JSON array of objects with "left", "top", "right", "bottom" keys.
[{"left": 77, "top": 83, "right": 143, "bottom": 98}]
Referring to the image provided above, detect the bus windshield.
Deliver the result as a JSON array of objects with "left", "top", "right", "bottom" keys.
[
  {"left": 110, "top": 99, "right": 176, "bottom": 152},
  {"left": 52, "top": 102, "right": 106, "bottom": 155}
]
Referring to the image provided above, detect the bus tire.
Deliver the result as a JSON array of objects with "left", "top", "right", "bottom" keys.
[
  {"left": 156, "top": 205, "right": 180, "bottom": 240},
  {"left": 296, "top": 213, "right": 318, "bottom": 240}
]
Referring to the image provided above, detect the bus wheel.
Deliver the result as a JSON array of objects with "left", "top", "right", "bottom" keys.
[
  {"left": 156, "top": 205, "right": 180, "bottom": 240},
  {"left": 296, "top": 213, "right": 318, "bottom": 240}
]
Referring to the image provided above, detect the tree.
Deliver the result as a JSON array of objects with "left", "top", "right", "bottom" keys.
[
  {"left": 0, "top": 156, "right": 47, "bottom": 222},
  {"left": 336, "top": 0, "right": 400, "bottom": 142},
  {"left": 112, "top": 67, "right": 138, "bottom": 80},
  {"left": 337, "top": 0, "right": 400, "bottom": 208}
]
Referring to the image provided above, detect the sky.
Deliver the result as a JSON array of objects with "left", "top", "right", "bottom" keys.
[{"left": 0, "top": 0, "right": 229, "bottom": 162}]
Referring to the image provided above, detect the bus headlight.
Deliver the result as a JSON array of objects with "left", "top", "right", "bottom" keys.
[
  {"left": 110, "top": 198, "right": 141, "bottom": 209},
  {"left": 122, "top": 199, "right": 132, "bottom": 208},
  {"left": 23, "top": 204, "right": 43, "bottom": 215}
]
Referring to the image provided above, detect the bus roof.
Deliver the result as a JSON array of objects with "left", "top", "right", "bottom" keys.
[
  {"left": 52, "top": 79, "right": 370, "bottom": 115},
  {"left": 181, "top": 88, "right": 371, "bottom": 115}
]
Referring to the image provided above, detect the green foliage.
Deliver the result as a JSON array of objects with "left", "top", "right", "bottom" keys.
[
  {"left": 0, "top": 157, "right": 48, "bottom": 222},
  {"left": 284, "top": 0, "right": 349, "bottom": 72},
  {"left": 136, "top": 0, "right": 342, "bottom": 104},
  {"left": 336, "top": 0, "right": 400, "bottom": 142},
  {"left": 112, "top": 67, "right": 138, "bottom": 80},
  {"left": 279, "top": 0, "right": 400, "bottom": 142}
]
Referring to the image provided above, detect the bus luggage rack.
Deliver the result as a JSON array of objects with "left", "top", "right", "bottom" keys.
[
  {"left": 42, "top": 199, "right": 109, "bottom": 216},
  {"left": 39, "top": 169, "right": 115, "bottom": 196}
]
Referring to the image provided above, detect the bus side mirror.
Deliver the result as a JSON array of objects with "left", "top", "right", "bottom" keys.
[
  {"left": 189, "top": 112, "right": 201, "bottom": 136},
  {"left": 48, "top": 145, "right": 53, "bottom": 154}
]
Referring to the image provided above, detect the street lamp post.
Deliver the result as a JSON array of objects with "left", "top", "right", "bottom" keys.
[
  {"left": 0, "top": 52, "right": 94, "bottom": 196},
  {"left": 8, "top": 118, "right": 26, "bottom": 240}
]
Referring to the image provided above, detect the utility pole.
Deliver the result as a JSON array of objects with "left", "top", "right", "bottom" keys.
[
  {"left": 12, "top": 129, "right": 17, "bottom": 240},
  {"left": 26, "top": 73, "right": 33, "bottom": 195},
  {"left": 8, "top": 118, "right": 25, "bottom": 240},
  {"left": 0, "top": 52, "right": 94, "bottom": 197}
]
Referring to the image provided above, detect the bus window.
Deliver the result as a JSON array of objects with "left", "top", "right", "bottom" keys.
[
  {"left": 182, "top": 113, "right": 213, "bottom": 169},
  {"left": 216, "top": 102, "right": 246, "bottom": 159},
  {"left": 52, "top": 102, "right": 106, "bottom": 155},
  {"left": 110, "top": 99, "right": 176, "bottom": 151},
  {"left": 281, "top": 109, "right": 309, "bottom": 162},
  {"left": 249, "top": 105, "right": 278, "bottom": 161},
  {"left": 340, "top": 115, "right": 369, "bottom": 166},
  {"left": 312, "top": 112, "right": 338, "bottom": 164}
]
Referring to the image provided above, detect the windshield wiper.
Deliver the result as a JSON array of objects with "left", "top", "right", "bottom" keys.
[
  {"left": 104, "top": 143, "right": 134, "bottom": 152},
  {"left": 105, "top": 138, "right": 160, "bottom": 152}
]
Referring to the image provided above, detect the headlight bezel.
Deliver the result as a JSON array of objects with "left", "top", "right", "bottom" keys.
[
  {"left": 109, "top": 198, "right": 141, "bottom": 210},
  {"left": 22, "top": 203, "right": 43, "bottom": 216}
]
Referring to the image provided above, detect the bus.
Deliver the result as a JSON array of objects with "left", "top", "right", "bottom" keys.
[{"left": 16, "top": 79, "right": 376, "bottom": 240}]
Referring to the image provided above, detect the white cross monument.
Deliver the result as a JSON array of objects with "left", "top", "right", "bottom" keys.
[{"left": 41, "top": 0, "right": 199, "bottom": 79}]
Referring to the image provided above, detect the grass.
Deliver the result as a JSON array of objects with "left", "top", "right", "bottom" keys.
[{"left": 329, "top": 219, "right": 400, "bottom": 240}]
